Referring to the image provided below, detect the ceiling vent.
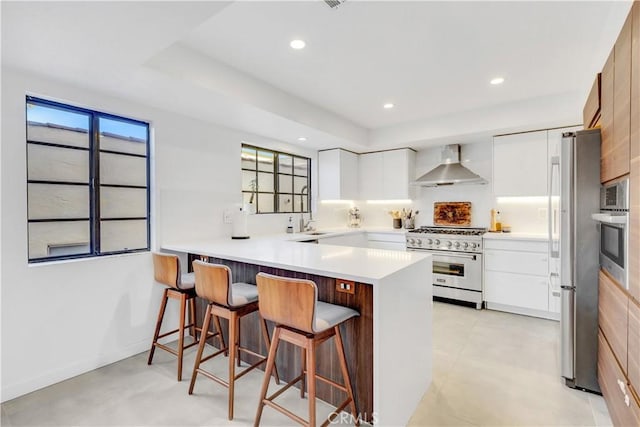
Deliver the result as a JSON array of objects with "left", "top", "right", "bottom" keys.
[{"left": 324, "top": 0, "right": 347, "bottom": 9}]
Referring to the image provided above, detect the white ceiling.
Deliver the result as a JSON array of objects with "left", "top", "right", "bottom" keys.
[{"left": 1, "top": 1, "right": 633, "bottom": 151}]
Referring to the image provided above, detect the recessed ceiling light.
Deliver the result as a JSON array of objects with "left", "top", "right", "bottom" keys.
[
  {"left": 383, "top": 103, "right": 395, "bottom": 109},
  {"left": 297, "top": 137, "right": 307, "bottom": 142},
  {"left": 490, "top": 77, "right": 505, "bottom": 85},
  {"left": 290, "top": 39, "right": 306, "bottom": 50}
]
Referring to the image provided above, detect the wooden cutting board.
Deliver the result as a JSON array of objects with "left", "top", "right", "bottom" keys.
[{"left": 434, "top": 202, "right": 472, "bottom": 226}]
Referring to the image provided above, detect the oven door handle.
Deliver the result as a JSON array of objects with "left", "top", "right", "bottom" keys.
[{"left": 424, "top": 250, "right": 478, "bottom": 260}]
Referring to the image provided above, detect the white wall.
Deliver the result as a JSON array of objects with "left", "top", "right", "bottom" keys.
[
  {"left": 413, "top": 142, "right": 493, "bottom": 228},
  {"left": 1, "top": 67, "right": 316, "bottom": 402}
]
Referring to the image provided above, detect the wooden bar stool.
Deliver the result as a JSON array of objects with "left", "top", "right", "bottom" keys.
[
  {"left": 189, "top": 260, "right": 280, "bottom": 420},
  {"left": 254, "top": 272, "right": 360, "bottom": 427},
  {"left": 148, "top": 252, "right": 216, "bottom": 381}
]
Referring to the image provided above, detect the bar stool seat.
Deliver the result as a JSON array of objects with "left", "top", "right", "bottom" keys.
[
  {"left": 148, "top": 253, "right": 217, "bottom": 381},
  {"left": 254, "top": 272, "right": 360, "bottom": 427},
  {"left": 189, "top": 261, "right": 279, "bottom": 420},
  {"left": 314, "top": 301, "right": 359, "bottom": 332}
]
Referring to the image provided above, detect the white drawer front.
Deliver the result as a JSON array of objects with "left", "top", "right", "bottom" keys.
[
  {"left": 484, "top": 250, "right": 549, "bottom": 276},
  {"left": 483, "top": 239, "right": 548, "bottom": 253},
  {"left": 367, "top": 232, "right": 406, "bottom": 243},
  {"left": 485, "top": 271, "right": 549, "bottom": 311}
]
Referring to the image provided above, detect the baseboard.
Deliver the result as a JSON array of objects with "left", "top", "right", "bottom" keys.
[
  {"left": 486, "top": 302, "right": 561, "bottom": 321},
  {"left": 1, "top": 338, "right": 150, "bottom": 403}
]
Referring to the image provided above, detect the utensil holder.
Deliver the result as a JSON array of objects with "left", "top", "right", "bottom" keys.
[
  {"left": 404, "top": 218, "right": 415, "bottom": 229},
  {"left": 392, "top": 218, "right": 402, "bottom": 229}
]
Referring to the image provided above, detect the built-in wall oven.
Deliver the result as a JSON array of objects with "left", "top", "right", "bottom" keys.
[
  {"left": 406, "top": 227, "right": 486, "bottom": 309},
  {"left": 592, "top": 178, "right": 629, "bottom": 288}
]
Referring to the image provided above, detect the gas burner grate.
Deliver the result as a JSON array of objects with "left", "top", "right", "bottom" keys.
[{"left": 411, "top": 227, "right": 487, "bottom": 236}]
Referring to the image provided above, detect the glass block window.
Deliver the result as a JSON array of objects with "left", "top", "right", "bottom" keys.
[
  {"left": 26, "top": 96, "right": 150, "bottom": 262},
  {"left": 241, "top": 144, "right": 310, "bottom": 214}
]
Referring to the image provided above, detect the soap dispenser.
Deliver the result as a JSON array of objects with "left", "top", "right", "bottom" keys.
[{"left": 286, "top": 216, "right": 294, "bottom": 234}]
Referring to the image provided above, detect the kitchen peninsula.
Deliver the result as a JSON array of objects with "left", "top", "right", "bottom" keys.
[{"left": 163, "top": 233, "right": 432, "bottom": 426}]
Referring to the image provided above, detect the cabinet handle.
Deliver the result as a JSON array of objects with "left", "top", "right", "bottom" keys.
[{"left": 552, "top": 291, "right": 561, "bottom": 297}]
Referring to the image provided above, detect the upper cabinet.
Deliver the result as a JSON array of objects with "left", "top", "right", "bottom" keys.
[
  {"left": 318, "top": 149, "right": 359, "bottom": 200},
  {"left": 583, "top": 74, "right": 601, "bottom": 129},
  {"left": 359, "top": 149, "right": 415, "bottom": 200},
  {"left": 493, "top": 130, "right": 548, "bottom": 197},
  {"left": 601, "top": 13, "right": 632, "bottom": 183}
]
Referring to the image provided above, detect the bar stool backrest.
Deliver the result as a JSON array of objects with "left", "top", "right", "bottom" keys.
[
  {"left": 255, "top": 272, "right": 317, "bottom": 334},
  {"left": 152, "top": 252, "right": 181, "bottom": 289},
  {"left": 192, "top": 260, "right": 233, "bottom": 307}
]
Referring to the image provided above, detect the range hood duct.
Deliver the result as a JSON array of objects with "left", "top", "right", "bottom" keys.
[{"left": 413, "top": 144, "right": 488, "bottom": 187}]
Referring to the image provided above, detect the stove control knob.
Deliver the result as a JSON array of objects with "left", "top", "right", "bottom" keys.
[
  {"left": 446, "top": 241, "right": 452, "bottom": 247},
  {"left": 415, "top": 239, "right": 422, "bottom": 246},
  {"left": 462, "top": 242, "right": 469, "bottom": 249},
  {"left": 426, "top": 238, "right": 433, "bottom": 245},
  {"left": 408, "top": 238, "right": 415, "bottom": 245},
  {"left": 470, "top": 242, "right": 477, "bottom": 249},
  {"left": 453, "top": 241, "right": 460, "bottom": 248},
  {"left": 434, "top": 239, "right": 441, "bottom": 246}
]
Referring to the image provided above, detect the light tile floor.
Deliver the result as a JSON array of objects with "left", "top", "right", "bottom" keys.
[{"left": 1, "top": 302, "right": 612, "bottom": 426}]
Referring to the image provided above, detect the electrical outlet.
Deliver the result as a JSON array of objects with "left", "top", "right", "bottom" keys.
[{"left": 223, "top": 209, "right": 233, "bottom": 224}]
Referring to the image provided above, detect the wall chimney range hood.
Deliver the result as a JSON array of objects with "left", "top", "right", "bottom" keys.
[{"left": 413, "top": 144, "right": 488, "bottom": 187}]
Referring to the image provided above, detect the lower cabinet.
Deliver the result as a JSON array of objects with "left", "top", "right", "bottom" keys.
[
  {"left": 366, "top": 232, "right": 406, "bottom": 251},
  {"left": 483, "top": 237, "right": 557, "bottom": 320},
  {"left": 599, "top": 270, "right": 629, "bottom": 371},
  {"left": 598, "top": 331, "right": 640, "bottom": 426}
]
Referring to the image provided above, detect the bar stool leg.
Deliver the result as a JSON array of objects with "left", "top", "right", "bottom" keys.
[
  {"left": 148, "top": 288, "right": 169, "bottom": 365},
  {"left": 254, "top": 326, "right": 281, "bottom": 427},
  {"left": 335, "top": 326, "right": 359, "bottom": 426},
  {"left": 228, "top": 311, "right": 238, "bottom": 420},
  {"left": 188, "top": 297, "right": 197, "bottom": 339},
  {"left": 259, "top": 319, "right": 280, "bottom": 385},
  {"left": 177, "top": 293, "right": 187, "bottom": 381},
  {"left": 306, "top": 338, "right": 317, "bottom": 427},
  {"left": 189, "top": 304, "right": 213, "bottom": 394},
  {"left": 300, "top": 347, "right": 306, "bottom": 398},
  {"left": 237, "top": 318, "right": 242, "bottom": 367},
  {"left": 213, "top": 315, "right": 227, "bottom": 356}
]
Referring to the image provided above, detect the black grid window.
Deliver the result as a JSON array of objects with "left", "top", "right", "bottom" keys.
[
  {"left": 241, "top": 144, "right": 310, "bottom": 214},
  {"left": 26, "top": 96, "right": 150, "bottom": 262}
]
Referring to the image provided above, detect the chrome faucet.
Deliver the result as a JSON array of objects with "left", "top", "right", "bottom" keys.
[{"left": 299, "top": 186, "right": 315, "bottom": 232}]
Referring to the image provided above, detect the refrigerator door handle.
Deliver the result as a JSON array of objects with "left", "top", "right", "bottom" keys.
[
  {"left": 549, "top": 156, "right": 561, "bottom": 259},
  {"left": 561, "top": 286, "right": 575, "bottom": 380}
]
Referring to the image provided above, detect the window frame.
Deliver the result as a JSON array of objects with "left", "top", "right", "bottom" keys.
[
  {"left": 241, "top": 143, "right": 310, "bottom": 214},
  {"left": 26, "top": 96, "right": 151, "bottom": 263}
]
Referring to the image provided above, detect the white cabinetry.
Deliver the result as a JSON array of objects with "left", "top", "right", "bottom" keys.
[
  {"left": 493, "top": 131, "right": 548, "bottom": 197},
  {"left": 318, "top": 149, "right": 359, "bottom": 200},
  {"left": 366, "top": 232, "right": 406, "bottom": 251},
  {"left": 359, "top": 149, "right": 415, "bottom": 200},
  {"left": 484, "top": 237, "right": 558, "bottom": 320},
  {"left": 318, "top": 232, "right": 367, "bottom": 248}
]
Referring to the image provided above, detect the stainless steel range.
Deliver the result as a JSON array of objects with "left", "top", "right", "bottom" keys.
[{"left": 406, "top": 226, "right": 486, "bottom": 309}]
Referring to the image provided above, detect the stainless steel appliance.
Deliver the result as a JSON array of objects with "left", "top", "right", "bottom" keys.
[
  {"left": 551, "top": 129, "right": 601, "bottom": 393},
  {"left": 412, "top": 145, "right": 488, "bottom": 187},
  {"left": 591, "top": 178, "right": 629, "bottom": 289},
  {"left": 406, "top": 227, "right": 486, "bottom": 309}
]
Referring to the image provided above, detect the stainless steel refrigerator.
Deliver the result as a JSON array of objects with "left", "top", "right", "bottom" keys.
[{"left": 549, "top": 128, "right": 601, "bottom": 393}]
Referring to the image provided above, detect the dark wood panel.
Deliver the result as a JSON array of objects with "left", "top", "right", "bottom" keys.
[
  {"left": 187, "top": 254, "right": 374, "bottom": 420},
  {"left": 598, "top": 331, "right": 640, "bottom": 426},
  {"left": 599, "top": 270, "right": 629, "bottom": 372},
  {"left": 583, "top": 74, "right": 601, "bottom": 129}
]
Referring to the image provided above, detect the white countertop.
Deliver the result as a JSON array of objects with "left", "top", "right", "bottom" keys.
[
  {"left": 483, "top": 231, "right": 549, "bottom": 241},
  {"left": 162, "top": 230, "right": 427, "bottom": 284}
]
